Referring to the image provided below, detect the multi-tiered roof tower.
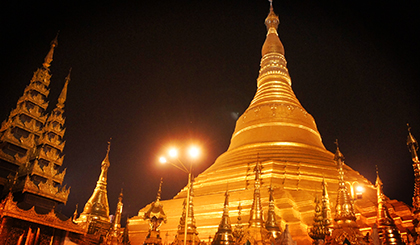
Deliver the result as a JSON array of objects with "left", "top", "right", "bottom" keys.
[
  {"left": 129, "top": 2, "right": 413, "bottom": 244},
  {"left": 0, "top": 35, "right": 70, "bottom": 210}
]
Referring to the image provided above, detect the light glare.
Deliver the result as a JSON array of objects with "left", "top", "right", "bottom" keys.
[
  {"left": 159, "top": 156, "right": 167, "bottom": 164},
  {"left": 356, "top": 185, "right": 364, "bottom": 193},
  {"left": 169, "top": 148, "right": 178, "bottom": 158},
  {"left": 188, "top": 146, "right": 200, "bottom": 159}
]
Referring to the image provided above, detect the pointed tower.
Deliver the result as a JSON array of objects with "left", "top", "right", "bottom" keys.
[
  {"left": 333, "top": 142, "right": 356, "bottom": 225},
  {"left": 212, "top": 190, "right": 235, "bottom": 245},
  {"left": 407, "top": 125, "right": 420, "bottom": 244},
  {"left": 321, "top": 178, "right": 332, "bottom": 229},
  {"left": 0, "top": 35, "right": 58, "bottom": 194},
  {"left": 239, "top": 160, "right": 270, "bottom": 245},
  {"left": 130, "top": 2, "right": 411, "bottom": 244},
  {"left": 309, "top": 196, "right": 328, "bottom": 245},
  {"left": 326, "top": 142, "right": 366, "bottom": 245},
  {"left": 173, "top": 181, "right": 200, "bottom": 245},
  {"left": 13, "top": 69, "right": 71, "bottom": 210},
  {"left": 266, "top": 185, "right": 281, "bottom": 240},
  {"left": 309, "top": 180, "right": 331, "bottom": 245},
  {"left": 105, "top": 189, "right": 125, "bottom": 245},
  {"left": 75, "top": 141, "right": 112, "bottom": 235},
  {"left": 375, "top": 169, "right": 404, "bottom": 245},
  {"left": 144, "top": 178, "right": 167, "bottom": 245}
]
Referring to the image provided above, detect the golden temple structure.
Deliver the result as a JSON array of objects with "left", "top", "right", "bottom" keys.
[{"left": 128, "top": 3, "right": 414, "bottom": 245}]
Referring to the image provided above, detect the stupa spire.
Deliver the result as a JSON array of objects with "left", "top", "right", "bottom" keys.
[
  {"left": 43, "top": 32, "right": 59, "bottom": 69},
  {"left": 407, "top": 123, "right": 419, "bottom": 163},
  {"left": 248, "top": 159, "right": 264, "bottom": 228},
  {"left": 309, "top": 196, "right": 329, "bottom": 243},
  {"left": 173, "top": 180, "right": 200, "bottom": 245},
  {"left": 265, "top": 184, "right": 281, "bottom": 239},
  {"left": 375, "top": 169, "right": 404, "bottom": 245},
  {"left": 321, "top": 178, "right": 332, "bottom": 228},
  {"left": 212, "top": 190, "right": 234, "bottom": 245},
  {"left": 407, "top": 125, "right": 420, "bottom": 244},
  {"left": 56, "top": 68, "right": 71, "bottom": 109},
  {"left": 77, "top": 141, "right": 111, "bottom": 224},
  {"left": 333, "top": 141, "right": 356, "bottom": 224}
]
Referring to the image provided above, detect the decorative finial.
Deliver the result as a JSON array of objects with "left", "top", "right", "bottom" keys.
[
  {"left": 119, "top": 188, "right": 124, "bottom": 199},
  {"left": 56, "top": 68, "right": 71, "bottom": 109},
  {"left": 407, "top": 123, "right": 419, "bottom": 163},
  {"left": 43, "top": 32, "right": 59, "bottom": 69},
  {"left": 265, "top": 0, "right": 279, "bottom": 31},
  {"left": 102, "top": 138, "right": 112, "bottom": 168}
]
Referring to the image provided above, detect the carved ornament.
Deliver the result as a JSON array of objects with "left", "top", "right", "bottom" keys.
[
  {"left": 24, "top": 82, "right": 50, "bottom": 97},
  {"left": 0, "top": 192, "right": 83, "bottom": 234},
  {"left": 31, "top": 68, "right": 51, "bottom": 87}
]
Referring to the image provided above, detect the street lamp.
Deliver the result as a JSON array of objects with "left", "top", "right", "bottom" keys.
[
  {"left": 159, "top": 145, "right": 200, "bottom": 245},
  {"left": 346, "top": 181, "right": 365, "bottom": 200}
]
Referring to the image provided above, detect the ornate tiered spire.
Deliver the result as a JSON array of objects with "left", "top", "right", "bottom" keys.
[
  {"left": 309, "top": 196, "right": 327, "bottom": 243},
  {"left": 144, "top": 178, "right": 167, "bottom": 232},
  {"left": 77, "top": 141, "right": 111, "bottom": 224},
  {"left": 113, "top": 189, "right": 124, "bottom": 231},
  {"left": 309, "top": 180, "right": 331, "bottom": 244},
  {"left": 212, "top": 190, "right": 234, "bottom": 245},
  {"left": 407, "top": 125, "right": 420, "bottom": 244},
  {"left": 249, "top": 159, "right": 264, "bottom": 228},
  {"left": 375, "top": 169, "right": 404, "bottom": 245},
  {"left": 16, "top": 68, "right": 72, "bottom": 205},
  {"left": 321, "top": 178, "right": 332, "bottom": 228},
  {"left": 408, "top": 124, "right": 420, "bottom": 210},
  {"left": 173, "top": 180, "right": 200, "bottom": 245},
  {"left": 333, "top": 141, "right": 356, "bottom": 224},
  {"left": 265, "top": 185, "right": 281, "bottom": 239}
]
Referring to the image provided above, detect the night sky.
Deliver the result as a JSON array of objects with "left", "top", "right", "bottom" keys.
[{"left": 1, "top": 1, "right": 419, "bottom": 221}]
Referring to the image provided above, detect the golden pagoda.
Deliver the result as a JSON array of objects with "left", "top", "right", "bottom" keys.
[
  {"left": 128, "top": 2, "right": 414, "bottom": 244},
  {"left": 74, "top": 141, "right": 112, "bottom": 238}
]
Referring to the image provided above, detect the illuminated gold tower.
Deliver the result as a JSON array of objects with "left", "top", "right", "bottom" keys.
[
  {"left": 0, "top": 35, "right": 70, "bottom": 209},
  {"left": 129, "top": 3, "right": 413, "bottom": 244},
  {"left": 75, "top": 142, "right": 112, "bottom": 236}
]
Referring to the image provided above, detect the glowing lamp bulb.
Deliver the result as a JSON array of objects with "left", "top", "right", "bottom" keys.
[
  {"left": 188, "top": 146, "right": 200, "bottom": 159},
  {"left": 168, "top": 148, "right": 178, "bottom": 158},
  {"left": 159, "top": 156, "right": 167, "bottom": 164},
  {"left": 355, "top": 185, "right": 364, "bottom": 193}
]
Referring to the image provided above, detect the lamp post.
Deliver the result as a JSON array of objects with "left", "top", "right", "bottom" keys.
[{"left": 159, "top": 145, "right": 200, "bottom": 245}]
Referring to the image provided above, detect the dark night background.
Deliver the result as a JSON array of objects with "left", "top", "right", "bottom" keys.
[{"left": 0, "top": 0, "right": 419, "bottom": 222}]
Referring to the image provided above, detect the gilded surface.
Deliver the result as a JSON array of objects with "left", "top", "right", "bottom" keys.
[
  {"left": 129, "top": 3, "right": 414, "bottom": 245},
  {"left": 0, "top": 193, "right": 83, "bottom": 234},
  {"left": 76, "top": 143, "right": 111, "bottom": 225}
]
